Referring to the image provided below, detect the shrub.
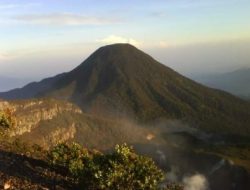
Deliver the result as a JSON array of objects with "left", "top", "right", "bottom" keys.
[
  {"left": 47, "top": 142, "right": 89, "bottom": 177},
  {"left": 0, "top": 108, "right": 15, "bottom": 129},
  {"left": 48, "top": 143, "right": 165, "bottom": 190}
]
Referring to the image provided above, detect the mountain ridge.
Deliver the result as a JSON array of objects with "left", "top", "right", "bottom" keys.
[
  {"left": 192, "top": 68, "right": 250, "bottom": 97},
  {"left": 1, "top": 44, "right": 250, "bottom": 136}
]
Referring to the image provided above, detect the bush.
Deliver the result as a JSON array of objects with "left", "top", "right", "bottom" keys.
[
  {"left": 48, "top": 143, "right": 165, "bottom": 190},
  {"left": 47, "top": 142, "right": 89, "bottom": 177},
  {"left": 0, "top": 108, "right": 15, "bottom": 129}
]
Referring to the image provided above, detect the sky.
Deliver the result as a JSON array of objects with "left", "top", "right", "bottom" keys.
[{"left": 0, "top": 0, "right": 250, "bottom": 86}]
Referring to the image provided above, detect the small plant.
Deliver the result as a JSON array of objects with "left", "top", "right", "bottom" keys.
[{"left": 0, "top": 108, "right": 16, "bottom": 129}]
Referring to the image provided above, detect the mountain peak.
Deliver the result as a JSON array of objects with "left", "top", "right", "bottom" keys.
[
  {"left": 92, "top": 43, "right": 140, "bottom": 57},
  {"left": 73, "top": 42, "right": 159, "bottom": 75},
  {"left": 88, "top": 43, "right": 145, "bottom": 62},
  {"left": 99, "top": 43, "right": 137, "bottom": 49}
]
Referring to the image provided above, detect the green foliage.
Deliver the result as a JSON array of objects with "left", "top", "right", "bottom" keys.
[
  {"left": 47, "top": 142, "right": 88, "bottom": 177},
  {"left": 48, "top": 143, "right": 165, "bottom": 190}
]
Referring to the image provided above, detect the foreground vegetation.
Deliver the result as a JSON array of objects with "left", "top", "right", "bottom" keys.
[
  {"left": 0, "top": 138, "right": 183, "bottom": 190},
  {"left": 48, "top": 142, "right": 183, "bottom": 190}
]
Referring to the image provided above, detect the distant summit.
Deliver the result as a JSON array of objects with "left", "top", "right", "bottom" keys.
[{"left": 1, "top": 44, "right": 250, "bottom": 136}]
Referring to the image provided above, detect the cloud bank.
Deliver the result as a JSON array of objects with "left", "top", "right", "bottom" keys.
[
  {"left": 13, "top": 13, "right": 120, "bottom": 26},
  {"left": 97, "top": 35, "right": 141, "bottom": 47},
  {"left": 0, "top": 53, "right": 10, "bottom": 61},
  {"left": 0, "top": 2, "right": 39, "bottom": 10}
]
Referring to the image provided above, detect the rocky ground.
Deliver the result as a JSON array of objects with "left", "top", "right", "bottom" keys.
[{"left": 0, "top": 143, "right": 75, "bottom": 190}]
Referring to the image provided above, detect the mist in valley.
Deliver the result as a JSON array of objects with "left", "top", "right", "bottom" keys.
[{"left": 100, "top": 118, "right": 250, "bottom": 190}]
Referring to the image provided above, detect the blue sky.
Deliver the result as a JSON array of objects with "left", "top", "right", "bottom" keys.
[{"left": 0, "top": 0, "right": 250, "bottom": 80}]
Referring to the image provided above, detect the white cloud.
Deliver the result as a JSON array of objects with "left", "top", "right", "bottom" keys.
[
  {"left": 159, "top": 41, "right": 168, "bottom": 48},
  {"left": 13, "top": 13, "right": 120, "bottom": 26},
  {"left": 0, "top": 51, "right": 17, "bottom": 62},
  {"left": 97, "top": 35, "right": 141, "bottom": 47}
]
